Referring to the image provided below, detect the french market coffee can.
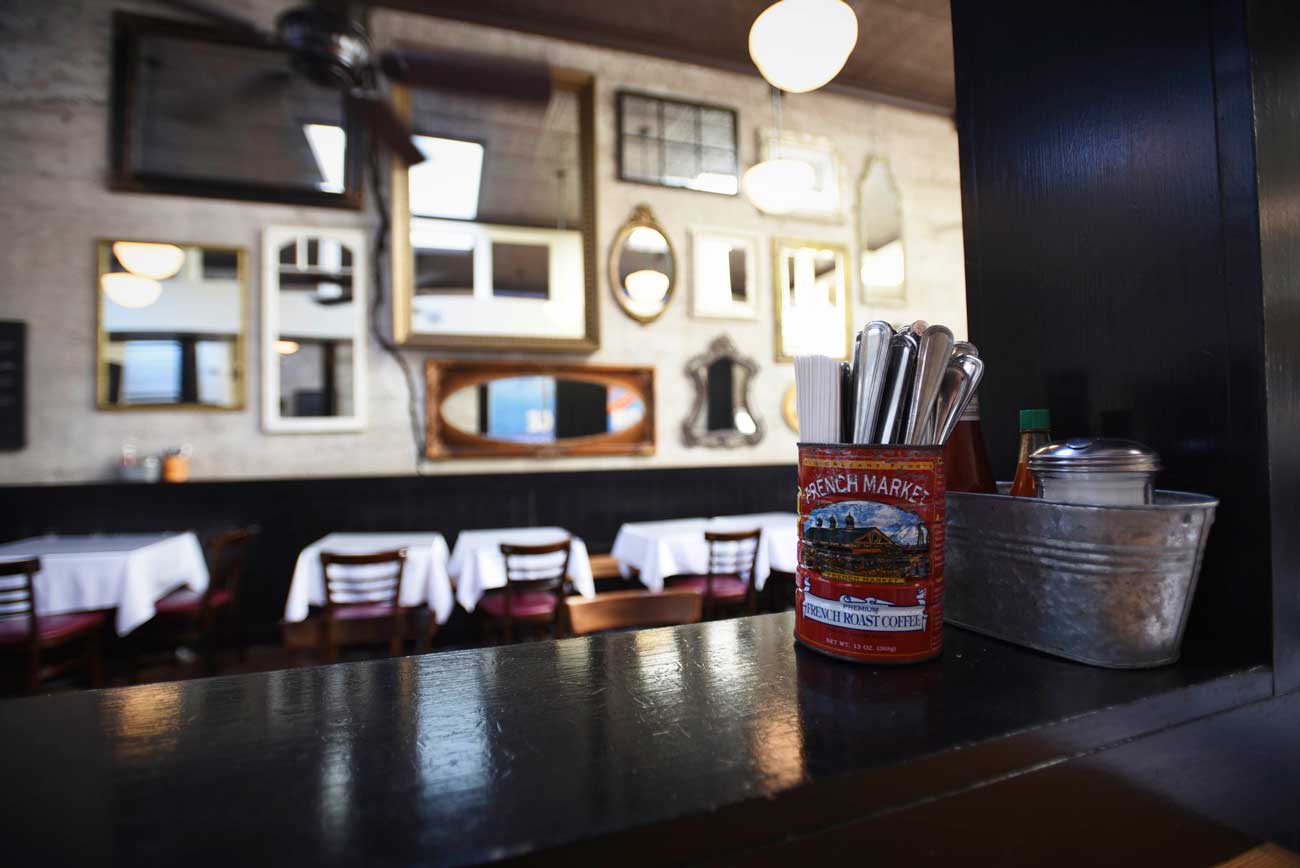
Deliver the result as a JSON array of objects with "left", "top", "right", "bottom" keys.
[{"left": 794, "top": 443, "right": 945, "bottom": 664}]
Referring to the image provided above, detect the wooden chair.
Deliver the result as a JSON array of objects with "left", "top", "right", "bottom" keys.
[
  {"left": 481, "top": 540, "right": 571, "bottom": 643},
  {"left": 565, "top": 588, "right": 703, "bottom": 636},
  {"left": 667, "top": 528, "right": 762, "bottom": 619},
  {"left": 0, "top": 557, "right": 105, "bottom": 694},
  {"left": 150, "top": 527, "right": 255, "bottom": 675},
  {"left": 319, "top": 549, "right": 408, "bottom": 663}
]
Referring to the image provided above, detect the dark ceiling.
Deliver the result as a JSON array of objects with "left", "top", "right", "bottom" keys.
[{"left": 375, "top": 0, "right": 955, "bottom": 114}]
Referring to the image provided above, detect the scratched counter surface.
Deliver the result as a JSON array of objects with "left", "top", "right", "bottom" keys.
[{"left": 0, "top": 613, "right": 1267, "bottom": 866}]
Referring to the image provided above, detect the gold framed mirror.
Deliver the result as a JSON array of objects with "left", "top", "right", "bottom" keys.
[
  {"left": 772, "top": 238, "right": 851, "bottom": 362},
  {"left": 389, "top": 70, "right": 599, "bottom": 352},
  {"left": 608, "top": 204, "right": 677, "bottom": 324},
  {"left": 96, "top": 240, "right": 246, "bottom": 410},
  {"left": 426, "top": 359, "right": 655, "bottom": 459}
]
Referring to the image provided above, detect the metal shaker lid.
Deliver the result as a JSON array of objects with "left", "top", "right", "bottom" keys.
[
  {"left": 959, "top": 394, "right": 981, "bottom": 422},
  {"left": 1028, "top": 438, "right": 1161, "bottom": 473}
]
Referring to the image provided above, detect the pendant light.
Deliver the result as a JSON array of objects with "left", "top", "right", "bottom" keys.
[
  {"left": 749, "top": 0, "right": 859, "bottom": 94},
  {"left": 100, "top": 273, "right": 163, "bottom": 309},
  {"left": 742, "top": 88, "right": 816, "bottom": 215},
  {"left": 111, "top": 241, "right": 186, "bottom": 281}
]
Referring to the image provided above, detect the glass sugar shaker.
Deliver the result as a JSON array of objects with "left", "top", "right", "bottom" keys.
[{"left": 1028, "top": 438, "right": 1161, "bottom": 506}]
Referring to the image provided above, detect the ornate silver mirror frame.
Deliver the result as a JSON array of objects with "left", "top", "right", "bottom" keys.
[{"left": 682, "top": 334, "right": 764, "bottom": 448}]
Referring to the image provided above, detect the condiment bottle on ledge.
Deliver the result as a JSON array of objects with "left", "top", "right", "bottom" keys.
[
  {"left": 1010, "top": 408, "right": 1051, "bottom": 497},
  {"left": 944, "top": 395, "right": 997, "bottom": 494}
]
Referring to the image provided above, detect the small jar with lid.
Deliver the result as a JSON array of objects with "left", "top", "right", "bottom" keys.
[{"left": 1028, "top": 438, "right": 1161, "bottom": 506}]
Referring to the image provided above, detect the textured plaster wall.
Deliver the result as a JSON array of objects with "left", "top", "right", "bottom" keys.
[{"left": 0, "top": 0, "right": 965, "bottom": 484}]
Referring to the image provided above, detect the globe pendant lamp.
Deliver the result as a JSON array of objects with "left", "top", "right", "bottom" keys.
[
  {"left": 742, "top": 87, "right": 816, "bottom": 215},
  {"left": 100, "top": 273, "right": 163, "bottom": 309},
  {"left": 749, "top": 0, "right": 859, "bottom": 94},
  {"left": 111, "top": 241, "right": 186, "bottom": 281}
]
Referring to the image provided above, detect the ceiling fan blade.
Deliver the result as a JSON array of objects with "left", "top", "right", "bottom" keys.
[
  {"left": 348, "top": 92, "right": 425, "bottom": 165},
  {"left": 379, "top": 49, "right": 552, "bottom": 105},
  {"left": 156, "top": 0, "right": 271, "bottom": 39}
]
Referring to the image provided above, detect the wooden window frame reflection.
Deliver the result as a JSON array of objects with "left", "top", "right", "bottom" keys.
[
  {"left": 95, "top": 240, "right": 248, "bottom": 412},
  {"left": 109, "top": 12, "right": 364, "bottom": 210},
  {"left": 425, "top": 359, "right": 654, "bottom": 459},
  {"left": 390, "top": 71, "right": 600, "bottom": 352}
]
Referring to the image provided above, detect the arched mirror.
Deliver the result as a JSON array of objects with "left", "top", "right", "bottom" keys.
[
  {"left": 427, "top": 360, "right": 654, "bottom": 458},
  {"left": 609, "top": 204, "right": 676, "bottom": 324},
  {"left": 858, "top": 157, "right": 906, "bottom": 304},
  {"left": 682, "top": 335, "right": 763, "bottom": 447}
]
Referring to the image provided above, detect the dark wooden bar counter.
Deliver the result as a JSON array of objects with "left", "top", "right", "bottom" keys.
[{"left": 0, "top": 613, "right": 1280, "bottom": 866}]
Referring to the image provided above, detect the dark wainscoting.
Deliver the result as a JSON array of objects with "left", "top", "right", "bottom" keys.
[{"left": 0, "top": 463, "right": 796, "bottom": 642}]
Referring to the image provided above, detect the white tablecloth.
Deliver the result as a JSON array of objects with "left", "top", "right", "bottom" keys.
[
  {"left": 0, "top": 533, "right": 209, "bottom": 635},
  {"left": 611, "top": 512, "right": 798, "bottom": 593},
  {"left": 284, "top": 532, "right": 453, "bottom": 624},
  {"left": 447, "top": 527, "right": 595, "bottom": 613}
]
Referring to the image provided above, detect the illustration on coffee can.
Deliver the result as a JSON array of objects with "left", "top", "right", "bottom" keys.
[{"left": 794, "top": 443, "right": 945, "bottom": 664}]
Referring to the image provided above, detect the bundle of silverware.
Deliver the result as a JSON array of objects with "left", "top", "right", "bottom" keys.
[{"left": 794, "top": 320, "right": 984, "bottom": 446}]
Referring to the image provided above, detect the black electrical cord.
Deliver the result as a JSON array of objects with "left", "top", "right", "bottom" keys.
[{"left": 367, "top": 142, "right": 427, "bottom": 471}]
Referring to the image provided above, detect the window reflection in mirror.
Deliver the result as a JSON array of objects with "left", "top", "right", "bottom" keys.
[
  {"left": 262, "top": 226, "right": 366, "bottom": 432},
  {"left": 690, "top": 229, "right": 758, "bottom": 320},
  {"left": 774, "top": 240, "right": 849, "bottom": 361},
  {"left": 97, "top": 242, "right": 245, "bottom": 410},
  {"left": 275, "top": 237, "right": 355, "bottom": 419},
  {"left": 859, "top": 157, "right": 906, "bottom": 303},
  {"left": 442, "top": 376, "right": 646, "bottom": 443}
]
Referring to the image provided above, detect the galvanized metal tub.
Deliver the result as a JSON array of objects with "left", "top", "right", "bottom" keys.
[{"left": 944, "top": 488, "right": 1218, "bottom": 668}]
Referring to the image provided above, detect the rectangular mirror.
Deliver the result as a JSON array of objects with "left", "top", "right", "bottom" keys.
[
  {"left": 427, "top": 360, "right": 654, "bottom": 458},
  {"left": 689, "top": 227, "right": 759, "bottom": 321},
  {"left": 110, "top": 13, "right": 363, "bottom": 209},
  {"left": 97, "top": 241, "right": 246, "bottom": 410},
  {"left": 773, "top": 239, "right": 850, "bottom": 362},
  {"left": 391, "top": 71, "right": 599, "bottom": 352},
  {"left": 262, "top": 226, "right": 367, "bottom": 433}
]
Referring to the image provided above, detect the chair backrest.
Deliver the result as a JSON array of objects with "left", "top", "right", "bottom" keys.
[
  {"left": 0, "top": 557, "right": 39, "bottom": 641},
  {"left": 565, "top": 588, "right": 703, "bottom": 636},
  {"left": 704, "top": 528, "right": 763, "bottom": 592},
  {"left": 499, "top": 540, "right": 571, "bottom": 611},
  {"left": 206, "top": 527, "right": 256, "bottom": 604},
  {"left": 319, "top": 549, "right": 407, "bottom": 612}
]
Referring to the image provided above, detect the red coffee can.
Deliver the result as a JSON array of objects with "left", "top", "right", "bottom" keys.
[{"left": 794, "top": 443, "right": 945, "bottom": 664}]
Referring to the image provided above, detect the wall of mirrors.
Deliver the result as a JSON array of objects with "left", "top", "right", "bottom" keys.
[
  {"left": 426, "top": 360, "right": 655, "bottom": 458},
  {"left": 689, "top": 227, "right": 759, "bottom": 321},
  {"left": 389, "top": 72, "right": 599, "bottom": 352},
  {"left": 261, "top": 226, "right": 367, "bottom": 433},
  {"left": 682, "top": 335, "right": 763, "bottom": 448},
  {"left": 609, "top": 204, "right": 677, "bottom": 324},
  {"left": 773, "top": 239, "right": 850, "bottom": 362},
  {"left": 859, "top": 157, "right": 906, "bottom": 304},
  {"left": 96, "top": 241, "right": 246, "bottom": 410}
]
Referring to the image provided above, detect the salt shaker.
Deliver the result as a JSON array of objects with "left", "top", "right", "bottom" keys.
[{"left": 1028, "top": 438, "right": 1161, "bottom": 506}]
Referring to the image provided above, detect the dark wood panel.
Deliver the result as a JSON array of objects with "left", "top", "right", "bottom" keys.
[
  {"left": 0, "top": 321, "right": 24, "bottom": 451},
  {"left": 737, "top": 691, "right": 1300, "bottom": 865},
  {"left": 0, "top": 464, "right": 795, "bottom": 641},
  {"left": 952, "top": 0, "right": 1271, "bottom": 664},
  {"left": 0, "top": 613, "right": 1270, "bottom": 866},
  {"left": 1249, "top": 0, "right": 1300, "bottom": 694}
]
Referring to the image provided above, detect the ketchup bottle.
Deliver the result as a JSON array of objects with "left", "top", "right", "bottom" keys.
[{"left": 943, "top": 395, "right": 997, "bottom": 494}]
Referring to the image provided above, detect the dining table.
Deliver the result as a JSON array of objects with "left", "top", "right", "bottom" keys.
[
  {"left": 0, "top": 532, "right": 209, "bottom": 635},
  {"left": 447, "top": 526, "right": 596, "bottom": 613},
  {"left": 284, "top": 532, "right": 453, "bottom": 624},
  {"left": 610, "top": 512, "right": 798, "bottom": 592}
]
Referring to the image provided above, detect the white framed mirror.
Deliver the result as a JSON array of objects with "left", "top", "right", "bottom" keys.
[
  {"left": 689, "top": 227, "right": 759, "bottom": 321},
  {"left": 262, "top": 226, "right": 367, "bottom": 433}
]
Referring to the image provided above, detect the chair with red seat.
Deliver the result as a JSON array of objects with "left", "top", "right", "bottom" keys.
[
  {"left": 481, "top": 540, "right": 571, "bottom": 643},
  {"left": 319, "top": 549, "right": 408, "bottom": 663},
  {"left": 0, "top": 557, "right": 104, "bottom": 694},
  {"left": 149, "top": 527, "right": 255, "bottom": 676},
  {"left": 668, "top": 528, "right": 762, "bottom": 619}
]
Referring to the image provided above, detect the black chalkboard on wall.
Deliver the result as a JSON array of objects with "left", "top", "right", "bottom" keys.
[{"left": 0, "top": 321, "right": 25, "bottom": 451}]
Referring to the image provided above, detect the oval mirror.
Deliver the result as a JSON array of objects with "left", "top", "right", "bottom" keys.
[
  {"left": 609, "top": 204, "right": 676, "bottom": 324},
  {"left": 427, "top": 360, "right": 656, "bottom": 458},
  {"left": 442, "top": 376, "right": 646, "bottom": 442}
]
